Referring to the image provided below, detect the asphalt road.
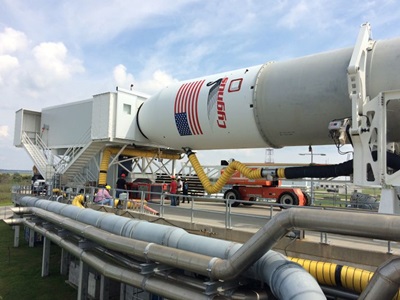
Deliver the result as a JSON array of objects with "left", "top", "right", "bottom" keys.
[{"left": 145, "top": 199, "right": 285, "bottom": 230}]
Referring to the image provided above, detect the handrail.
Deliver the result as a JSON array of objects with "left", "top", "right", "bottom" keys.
[
  {"left": 54, "top": 127, "right": 92, "bottom": 173},
  {"left": 21, "top": 132, "right": 51, "bottom": 176},
  {"left": 34, "top": 133, "right": 49, "bottom": 154}
]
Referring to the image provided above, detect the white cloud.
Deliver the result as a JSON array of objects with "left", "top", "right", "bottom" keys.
[
  {"left": 61, "top": 0, "right": 199, "bottom": 43},
  {"left": 31, "top": 42, "right": 84, "bottom": 88},
  {"left": 0, "top": 27, "right": 28, "bottom": 54},
  {"left": 0, "top": 55, "right": 19, "bottom": 85},
  {"left": 113, "top": 64, "right": 135, "bottom": 88},
  {"left": 278, "top": 1, "right": 311, "bottom": 29},
  {"left": 138, "top": 70, "right": 178, "bottom": 94},
  {"left": 113, "top": 64, "right": 177, "bottom": 94},
  {"left": 0, "top": 125, "right": 8, "bottom": 138}
]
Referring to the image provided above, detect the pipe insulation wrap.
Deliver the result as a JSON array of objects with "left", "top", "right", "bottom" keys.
[
  {"left": 17, "top": 197, "right": 325, "bottom": 300},
  {"left": 287, "top": 257, "right": 400, "bottom": 299},
  {"left": 278, "top": 151, "right": 400, "bottom": 180},
  {"left": 280, "top": 160, "right": 353, "bottom": 180}
]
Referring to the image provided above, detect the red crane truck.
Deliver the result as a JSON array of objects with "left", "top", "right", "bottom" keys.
[{"left": 223, "top": 169, "right": 311, "bottom": 207}]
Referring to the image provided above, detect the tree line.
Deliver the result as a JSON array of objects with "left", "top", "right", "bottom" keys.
[{"left": 0, "top": 173, "right": 32, "bottom": 184}]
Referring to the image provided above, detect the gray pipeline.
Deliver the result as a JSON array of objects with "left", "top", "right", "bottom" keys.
[{"left": 14, "top": 196, "right": 325, "bottom": 300}]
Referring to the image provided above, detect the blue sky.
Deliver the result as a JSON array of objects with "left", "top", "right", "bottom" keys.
[{"left": 1, "top": 0, "right": 400, "bottom": 170}]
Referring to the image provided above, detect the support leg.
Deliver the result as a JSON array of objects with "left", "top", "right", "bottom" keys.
[
  {"left": 41, "top": 236, "right": 50, "bottom": 277},
  {"left": 120, "top": 283, "right": 125, "bottom": 300},
  {"left": 78, "top": 260, "right": 89, "bottom": 300},
  {"left": 378, "top": 187, "right": 400, "bottom": 214},
  {"left": 29, "top": 228, "right": 35, "bottom": 247},
  {"left": 13, "top": 225, "right": 20, "bottom": 248},
  {"left": 60, "top": 248, "right": 70, "bottom": 276},
  {"left": 99, "top": 275, "right": 110, "bottom": 300}
]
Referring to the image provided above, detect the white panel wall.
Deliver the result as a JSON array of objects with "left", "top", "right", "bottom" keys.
[
  {"left": 41, "top": 100, "right": 92, "bottom": 148},
  {"left": 14, "top": 109, "right": 42, "bottom": 147},
  {"left": 14, "top": 109, "right": 23, "bottom": 147},
  {"left": 91, "top": 92, "right": 115, "bottom": 140},
  {"left": 114, "top": 88, "right": 146, "bottom": 141},
  {"left": 15, "top": 88, "right": 152, "bottom": 151}
]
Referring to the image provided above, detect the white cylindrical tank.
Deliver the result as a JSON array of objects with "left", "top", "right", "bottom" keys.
[{"left": 137, "top": 38, "right": 400, "bottom": 150}]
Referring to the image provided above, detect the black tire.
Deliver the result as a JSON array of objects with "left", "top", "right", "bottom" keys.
[
  {"left": 303, "top": 192, "right": 312, "bottom": 206},
  {"left": 278, "top": 192, "right": 299, "bottom": 207},
  {"left": 242, "top": 196, "right": 256, "bottom": 206},
  {"left": 224, "top": 189, "right": 241, "bottom": 207}
]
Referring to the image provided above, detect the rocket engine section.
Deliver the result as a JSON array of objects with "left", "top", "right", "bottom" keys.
[{"left": 137, "top": 37, "right": 400, "bottom": 151}]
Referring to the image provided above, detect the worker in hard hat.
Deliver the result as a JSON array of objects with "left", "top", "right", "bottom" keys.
[
  {"left": 116, "top": 173, "right": 127, "bottom": 198},
  {"left": 72, "top": 194, "right": 85, "bottom": 208},
  {"left": 181, "top": 178, "right": 190, "bottom": 203},
  {"left": 169, "top": 176, "right": 178, "bottom": 206},
  {"left": 94, "top": 185, "right": 113, "bottom": 206}
]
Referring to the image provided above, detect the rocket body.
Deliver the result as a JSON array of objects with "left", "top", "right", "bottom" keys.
[{"left": 137, "top": 38, "right": 400, "bottom": 150}]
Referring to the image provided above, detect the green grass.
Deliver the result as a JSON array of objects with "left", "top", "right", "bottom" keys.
[
  {"left": 0, "top": 173, "right": 31, "bottom": 206},
  {"left": 0, "top": 183, "right": 14, "bottom": 206},
  {"left": 0, "top": 222, "right": 77, "bottom": 299}
]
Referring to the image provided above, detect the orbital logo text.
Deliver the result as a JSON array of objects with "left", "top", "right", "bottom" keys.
[{"left": 207, "top": 77, "right": 228, "bottom": 129}]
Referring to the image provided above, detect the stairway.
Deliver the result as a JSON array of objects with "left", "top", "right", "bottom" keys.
[
  {"left": 21, "top": 132, "right": 55, "bottom": 180},
  {"left": 21, "top": 131, "right": 105, "bottom": 185},
  {"left": 156, "top": 174, "right": 205, "bottom": 196},
  {"left": 61, "top": 142, "right": 104, "bottom": 183}
]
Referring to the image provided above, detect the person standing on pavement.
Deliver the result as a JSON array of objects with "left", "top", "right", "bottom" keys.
[
  {"left": 177, "top": 176, "right": 183, "bottom": 205},
  {"left": 170, "top": 176, "right": 178, "bottom": 206},
  {"left": 181, "top": 178, "right": 189, "bottom": 203},
  {"left": 116, "top": 173, "right": 127, "bottom": 198}
]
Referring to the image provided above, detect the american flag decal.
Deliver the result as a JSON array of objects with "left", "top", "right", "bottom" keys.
[{"left": 174, "top": 80, "right": 205, "bottom": 136}]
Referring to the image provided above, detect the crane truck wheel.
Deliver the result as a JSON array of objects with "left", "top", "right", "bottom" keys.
[
  {"left": 278, "top": 192, "right": 299, "bottom": 208},
  {"left": 303, "top": 192, "right": 312, "bottom": 206},
  {"left": 224, "top": 189, "right": 241, "bottom": 207},
  {"left": 242, "top": 197, "right": 256, "bottom": 206}
]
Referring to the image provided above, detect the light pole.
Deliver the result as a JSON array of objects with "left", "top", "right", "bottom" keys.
[{"left": 299, "top": 146, "right": 326, "bottom": 205}]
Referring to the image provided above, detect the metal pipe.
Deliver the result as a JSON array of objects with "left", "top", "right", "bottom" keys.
[
  {"left": 320, "top": 286, "right": 358, "bottom": 300},
  {"left": 3, "top": 218, "right": 24, "bottom": 225},
  {"left": 15, "top": 192, "right": 400, "bottom": 299},
  {"left": 11, "top": 207, "right": 32, "bottom": 214},
  {"left": 28, "top": 207, "right": 323, "bottom": 299},
  {"left": 29, "top": 207, "right": 220, "bottom": 277},
  {"left": 22, "top": 219, "right": 216, "bottom": 300},
  {"left": 36, "top": 207, "right": 323, "bottom": 299},
  {"left": 16, "top": 197, "right": 324, "bottom": 299},
  {"left": 209, "top": 207, "right": 400, "bottom": 281},
  {"left": 359, "top": 257, "right": 400, "bottom": 300}
]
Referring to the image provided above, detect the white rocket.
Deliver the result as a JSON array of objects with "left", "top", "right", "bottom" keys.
[{"left": 137, "top": 33, "right": 400, "bottom": 151}]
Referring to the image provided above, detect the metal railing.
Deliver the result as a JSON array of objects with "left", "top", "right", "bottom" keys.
[
  {"left": 21, "top": 132, "right": 50, "bottom": 173},
  {"left": 12, "top": 184, "right": 393, "bottom": 254},
  {"left": 54, "top": 127, "right": 92, "bottom": 174}
]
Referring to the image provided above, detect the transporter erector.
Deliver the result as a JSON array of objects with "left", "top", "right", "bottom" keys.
[
  {"left": 137, "top": 23, "right": 400, "bottom": 212},
  {"left": 137, "top": 26, "right": 400, "bottom": 151}
]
